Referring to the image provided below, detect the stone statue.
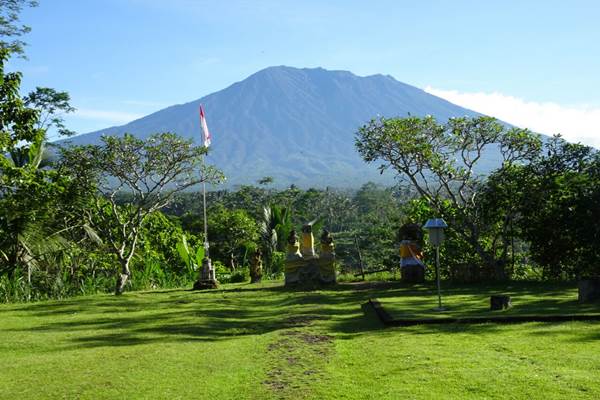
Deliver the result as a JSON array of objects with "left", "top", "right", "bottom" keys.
[
  {"left": 250, "top": 248, "right": 263, "bottom": 283},
  {"left": 398, "top": 223, "right": 425, "bottom": 283},
  {"left": 318, "top": 229, "right": 336, "bottom": 283},
  {"left": 300, "top": 224, "right": 317, "bottom": 259},
  {"left": 286, "top": 229, "right": 302, "bottom": 259},
  {"left": 285, "top": 230, "right": 303, "bottom": 285},
  {"left": 320, "top": 229, "right": 335, "bottom": 257}
]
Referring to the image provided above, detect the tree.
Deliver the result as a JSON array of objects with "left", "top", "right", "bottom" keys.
[
  {"left": 0, "top": 47, "right": 50, "bottom": 273},
  {"left": 24, "top": 86, "right": 76, "bottom": 138},
  {"left": 356, "top": 115, "right": 541, "bottom": 279},
  {"left": 257, "top": 176, "right": 274, "bottom": 186},
  {"left": 59, "top": 133, "right": 224, "bottom": 294},
  {"left": 259, "top": 204, "right": 293, "bottom": 274},
  {"left": 0, "top": 0, "right": 38, "bottom": 56},
  {"left": 483, "top": 137, "right": 600, "bottom": 279},
  {"left": 207, "top": 205, "right": 259, "bottom": 267}
]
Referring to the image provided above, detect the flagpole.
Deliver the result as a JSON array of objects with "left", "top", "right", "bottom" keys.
[
  {"left": 201, "top": 153, "right": 209, "bottom": 259},
  {"left": 193, "top": 104, "right": 217, "bottom": 289}
]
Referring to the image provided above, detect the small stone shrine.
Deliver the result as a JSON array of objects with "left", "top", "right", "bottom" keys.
[
  {"left": 284, "top": 224, "right": 336, "bottom": 286},
  {"left": 398, "top": 223, "right": 426, "bottom": 283},
  {"left": 193, "top": 257, "right": 218, "bottom": 290}
]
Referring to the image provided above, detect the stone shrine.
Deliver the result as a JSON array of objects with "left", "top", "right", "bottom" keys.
[{"left": 285, "top": 224, "right": 336, "bottom": 286}]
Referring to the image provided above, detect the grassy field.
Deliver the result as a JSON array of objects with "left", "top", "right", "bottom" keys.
[
  {"left": 378, "top": 281, "right": 600, "bottom": 320},
  {"left": 1, "top": 280, "right": 600, "bottom": 399}
]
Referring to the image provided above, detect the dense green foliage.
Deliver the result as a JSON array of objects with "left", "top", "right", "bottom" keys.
[
  {"left": 481, "top": 137, "right": 600, "bottom": 279},
  {"left": 355, "top": 115, "right": 599, "bottom": 282}
]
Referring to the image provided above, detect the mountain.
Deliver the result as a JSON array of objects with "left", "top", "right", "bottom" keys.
[{"left": 66, "top": 66, "right": 485, "bottom": 188}]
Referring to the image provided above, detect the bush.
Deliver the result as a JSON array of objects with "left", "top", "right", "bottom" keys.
[{"left": 230, "top": 268, "right": 250, "bottom": 283}]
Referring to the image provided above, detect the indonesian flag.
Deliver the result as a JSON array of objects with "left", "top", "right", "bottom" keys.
[{"left": 199, "top": 105, "right": 212, "bottom": 147}]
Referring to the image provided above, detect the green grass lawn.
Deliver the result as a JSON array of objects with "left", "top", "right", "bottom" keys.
[
  {"left": 378, "top": 281, "right": 600, "bottom": 320},
  {"left": 1, "top": 280, "right": 600, "bottom": 399}
]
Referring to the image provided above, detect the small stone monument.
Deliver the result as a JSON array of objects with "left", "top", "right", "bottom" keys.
[
  {"left": 578, "top": 278, "right": 600, "bottom": 303},
  {"left": 490, "top": 294, "right": 511, "bottom": 310},
  {"left": 250, "top": 248, "right": 263, "bottom": 283},
  {"left": 193, "top": 256, "right": 218, "bottom": 290},
  {"left": 398, "top": 223, "right": 426, "bottom": 283}
]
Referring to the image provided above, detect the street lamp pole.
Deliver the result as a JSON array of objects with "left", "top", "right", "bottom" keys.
[
  {"left": 424, "top": 218, "right": 448, "bottom": 312},
  {"left": 436, "top": 244, "right": 442, "bottom": 309}
]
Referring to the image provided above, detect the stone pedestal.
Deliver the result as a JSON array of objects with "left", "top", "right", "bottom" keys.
[
  {"left": 193, "top": 257, "right": 218, "bottom": 290},
  {"left": 578, "top": 279, "right": 600, "bottom": 303},
  {"left": 490, "top": 294, "right": 511, "bottom": 310},
  {"left": 401, "top": 264, "right": 425, "bottom": 283}
]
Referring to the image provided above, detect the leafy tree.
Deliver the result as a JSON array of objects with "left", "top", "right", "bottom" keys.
[
  {"left": 257, "top": 176, "right": 274, "bottom": 186},
  {"left": 207, "top": 205, "right": 259, "bottom": 268},
  {"left": 24, "top": 87, "right": 76, "bottom": 138},
  {"left": 259, "top": 204, "right": 293, "bottom": 274},
  {"left": 483, "top": 137, "right": 600, "bottom": 279},
  {"left": 0, "top": 0, "right": 38, "bottom": 56},
  {"left": 0, "top": 48, "right": 54, "bottom": 274},
  {"left": 59, "top": 133, "right": 224, "bottom": 294},
  {"left": 352, "top": 183, "right": 404, "bottom": 270},
  {"left": 356, "top": 115, "right": 541, "bottom": 279}
]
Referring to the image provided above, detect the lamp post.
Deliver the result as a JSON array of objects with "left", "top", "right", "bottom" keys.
[{"left": 423, "top": 218, "right": 448, "bottom": 311}]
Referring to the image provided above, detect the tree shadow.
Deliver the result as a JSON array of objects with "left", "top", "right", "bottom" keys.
[{"left": 4, "top": 280, "right": 598, "bottom": 351}]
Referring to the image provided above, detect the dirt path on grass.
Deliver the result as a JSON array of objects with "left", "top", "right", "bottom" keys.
[{"left": 263, "top": 315, "right": 334, "bottom": 399}]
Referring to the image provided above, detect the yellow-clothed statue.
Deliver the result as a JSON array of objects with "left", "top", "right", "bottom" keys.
[{"left": 300, "top": 224, "right": 316, "bottom": 259}]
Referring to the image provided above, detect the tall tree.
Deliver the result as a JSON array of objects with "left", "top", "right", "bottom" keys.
[
  {"left": 356, "top": 115, "right": 541, "bottom": 279},
  {"left": 59, "top": 133, "right": 224, "bottom": 294},
  {"left": 0, "top": 48, "right": 76, "bottom": 287},
  {"left": 24, "top": 86, "right": 76, "bottom": 138},
  {"left": 0, "top": 0, "right": 38, "bottom": 56},
  {"left": 482, "top": 137, "right": 600, "bottom": 279}
]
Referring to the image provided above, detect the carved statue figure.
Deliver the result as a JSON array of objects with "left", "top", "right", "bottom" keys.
[
  {"left": 250, "top": 248, "right": 263, "bottom": 283},
  {"left": 286, "top": 229, "right": 302, "bottom": 259},
  {"left": 320, "top": 229, "right": 335, "bottom": 257},
  {"left": 318, "top": 229, "right": 336, "bottom": 283},
  {"left": 398, "top": 223, "right": 425, "bottom": 283},
  {"left": 300, "top": 224, "right": 317, "bottom": 259}
]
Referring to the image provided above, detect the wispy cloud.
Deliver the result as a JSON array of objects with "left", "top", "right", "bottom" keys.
[
  {"left": 121, "top": 100, "right": 168, "bottom": 108},
  {"left": 74, "top": 108, "right": 144, "bottom": 124},
  {"left": 425, "top": 87, "right": 600, "bottom": 148}
]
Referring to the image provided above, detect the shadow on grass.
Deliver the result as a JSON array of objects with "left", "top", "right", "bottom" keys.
[
  {"left": 4, "top": 281, "right": 398, "bottom": 350},
  {"left": 4, "top": 280, "right": 599, "bottom": 350}
]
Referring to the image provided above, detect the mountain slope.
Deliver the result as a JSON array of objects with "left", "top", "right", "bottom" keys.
[{"left": 67, "top": 66, "right": 483, "bottom": 187}]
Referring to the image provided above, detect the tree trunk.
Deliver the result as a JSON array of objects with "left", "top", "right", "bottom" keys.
[{"left": 115, "top": 260, "right": 130, "bottom": 295}]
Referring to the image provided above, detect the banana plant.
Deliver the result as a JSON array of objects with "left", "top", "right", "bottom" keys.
[{"left": 176, "top": 234, "right": 205, "bottom": 276}]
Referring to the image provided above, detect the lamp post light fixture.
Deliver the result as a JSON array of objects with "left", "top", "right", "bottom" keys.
[{"left": 423, "top": 218, "right": 448, "bottom": 311}]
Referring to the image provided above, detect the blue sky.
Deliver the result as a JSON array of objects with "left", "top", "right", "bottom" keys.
[{"left": 10, "top": 0, "right": 600, "bottom": 146}]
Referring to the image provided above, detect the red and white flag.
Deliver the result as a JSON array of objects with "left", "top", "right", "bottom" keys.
[{"left": 199, "top": 105, "right": 212, "bottom": 147}]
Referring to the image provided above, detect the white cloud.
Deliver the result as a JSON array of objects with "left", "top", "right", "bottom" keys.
[
  {"left": 424, "top": 86, "right": 600, "bottom": 148},
  {"left": 74, "top": 108, "right": 144, "bottom": 124},
  {"left": 121, "top": 100, "right": 169, "bottom": 108}
]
